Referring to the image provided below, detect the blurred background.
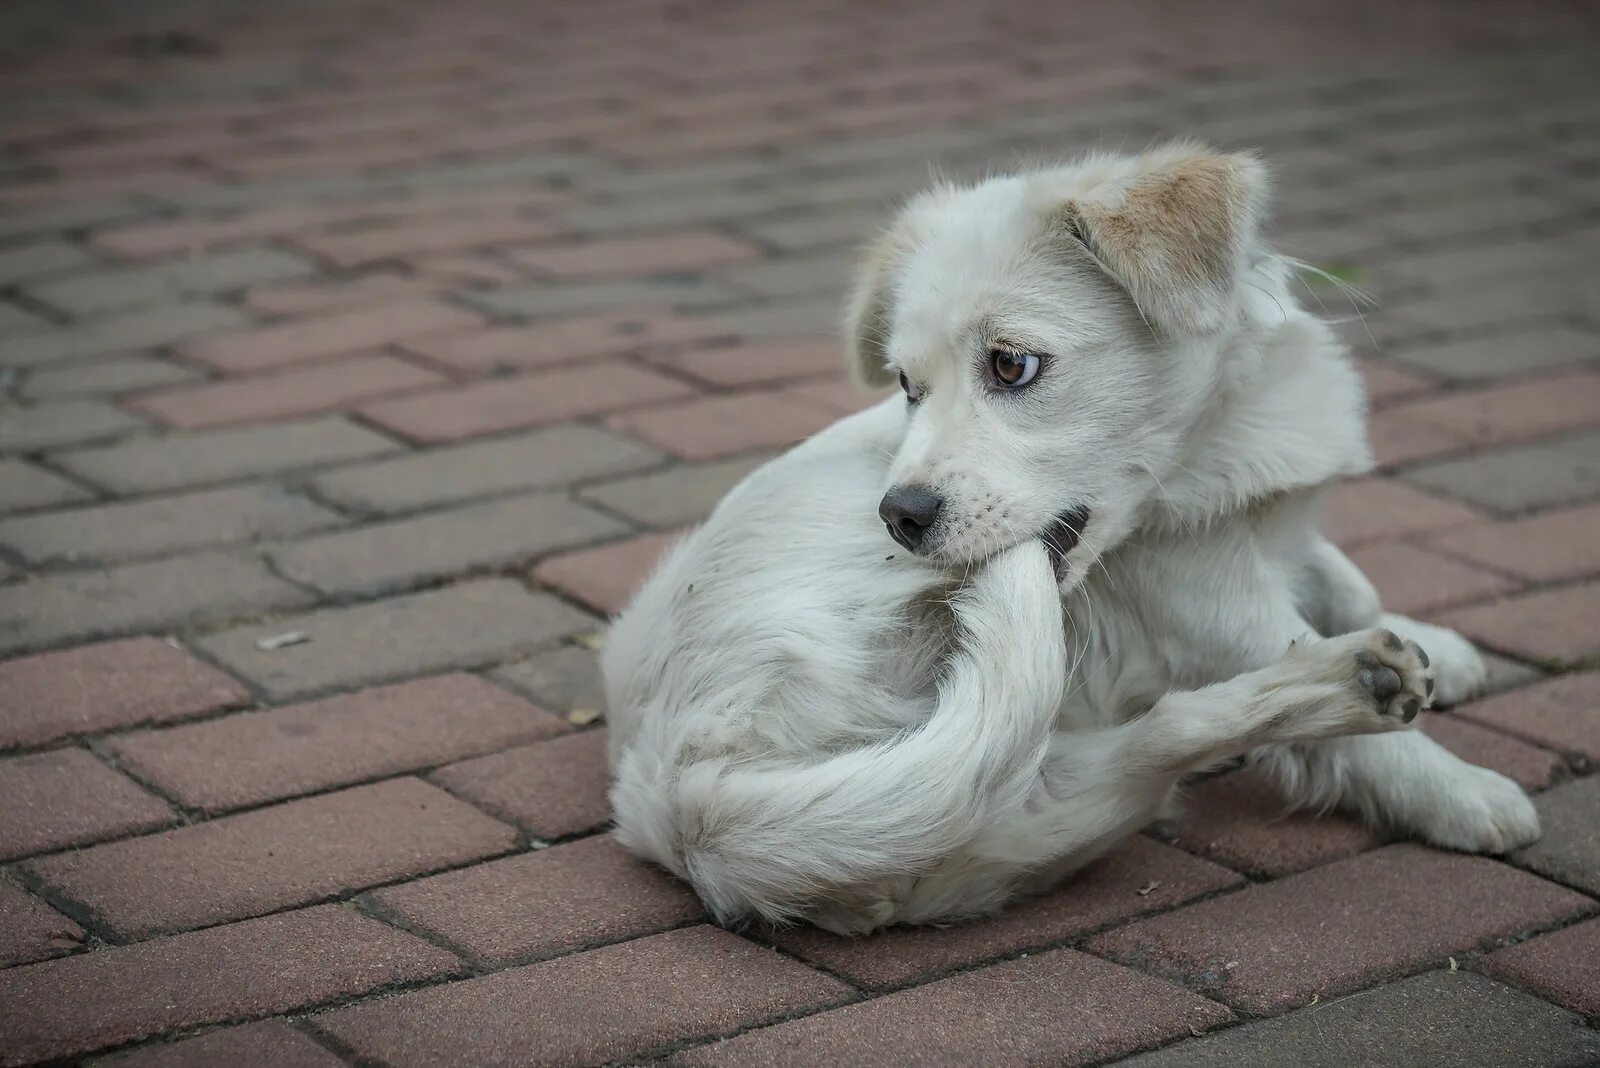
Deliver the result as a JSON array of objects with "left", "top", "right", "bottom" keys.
[{"left": 3, "top": 2, "right": 1600, "bottom": 1065}]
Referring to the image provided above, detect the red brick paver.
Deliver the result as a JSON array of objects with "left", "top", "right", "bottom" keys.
[
  {"left": 771, "top": 836, "right": 1241, "bottom": 990},
  {"left": 673, "top": 948, "right": 1230, "bottom": 1068},
  {"left": 431, "top": 727, "right": 612, "bottom": 838},
  {"left": 1478, "top": 917, "right": 1600, "bottom": 1018},
  {"left": 311, "top": 926, "right": 850, "bottom": 1067},
  {"left": 0, "top": 880, "right": 84, "bottom": 968},
  {"left": 3, "top": 2, "right": 1600, "bottom": 1064},
  {"left": 0, "top": 905, "right": 458, "bottom": 1065},
  {"left": 360, "top": 361, "right": 695, "bottom": 443},
  {"left": 180, "top": 299, "right": 482, "bottom": 374},
  {"left": 1455, "top": 671, "right": 1600, "bottom": 761},
  {"left": 131, "top": 352, "right": 446, "bottom": 429},
  {"left": 0, "top": 637, "right": 248, "bottom": 749},
  {"left": 98, "top": 1021, "right": 347, "bottom": 1068},
  {"left": 108, "top": 674, "right": 570, "bottom": 813},
  {"left": 533, "top": 530, "right": 683, "bottom": 614},
  {"left": 367, "top": 835, "right": 705, "bottom": 967},
  {"left": 24, "top": 778, "right": 517, "bottom": 939},
  {"left": 1084, "top": 845, "right": 1594, "bottom": 1014},
  {"left": 0, "top": 749, "right": 172, "bottom": 860}
]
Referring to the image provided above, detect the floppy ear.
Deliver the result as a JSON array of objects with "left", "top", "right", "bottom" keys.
[
  {"left": 1059, "top": 145, "right": 1268, "bottom": 337},
  {"left": 843, "top": 226, "right": 903, "bottom": 389}
]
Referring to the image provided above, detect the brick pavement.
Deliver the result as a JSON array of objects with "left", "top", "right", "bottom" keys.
[{"left": 2, "top": 0, "right": 1600, "bottom": 1063}]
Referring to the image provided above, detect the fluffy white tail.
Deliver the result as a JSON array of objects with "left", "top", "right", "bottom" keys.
[{"left": 612, "top": 542, "right": 1066, "bottom": 927}]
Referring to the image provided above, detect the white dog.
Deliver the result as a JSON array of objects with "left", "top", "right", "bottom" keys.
[{"left": 602, "top": 143, "right": 1541, "bottom": 935}]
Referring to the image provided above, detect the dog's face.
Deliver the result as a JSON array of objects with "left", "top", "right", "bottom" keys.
[{"left": 848, "top": 144, "right": 1267, "bottom": 583}]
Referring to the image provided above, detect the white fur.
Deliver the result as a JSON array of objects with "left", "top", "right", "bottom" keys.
[{"left": 602, "top": 145, "right": 1540, "bottom": 934}]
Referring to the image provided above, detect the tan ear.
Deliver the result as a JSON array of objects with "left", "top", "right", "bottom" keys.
[
  {"left": 843, "top": 226, "right": 903, "bottom": 389},
  {"left": 1060, "top": 145, "right": 1268, "bottom": 336}
]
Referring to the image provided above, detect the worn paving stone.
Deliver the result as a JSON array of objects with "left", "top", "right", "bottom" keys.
[
  {"left": 399, "top": 312, "right": 735, "bottom": 373},
  {"left": 1392, "top": 324, "right": 1599, "bottom": 380},
  {"left": 311, "top": 925, "right": 851, "bottom": 1068},
  {"left": 772, "top": 836, "right": 1243, "bottom": 991},
  {"left": 1438, "top": 582, "right": 1600, "bottom": 665},
  {"left": 431, "top": 728, "right": 610, "bottom": 838},
  {"left": 533, "top": 530, "right": 682, "bottom": 615},
  {"left": 0, "top": 301, "right": 247, "bottom": 368},
  {"left": 0, "top": 904, "right": 458, "bottom": 1065},
  {"left": 131, "top": 352, "right": 446, "bottom": 430},
  {"left": 0, "top": 399, "right": 148, "bottom": 452},
  {"left": 1428, "top": 502, "right": 1600, "bottom": 583},
  {"left": 246, "top": 269, "right": 437, "bottom": 315},
  {"left": 1114, "top": 970, "right": 1600, "bottom": 1068},
  {"left": 109, "top": 674, "right": 569, "bottom": 813},
  {"left": 0, "top": 636, "right": 248, "bottom": 749},
  {"left": 1357, "top": 358, "right": 1438, "bottom": 406},
  {"left": 1512, "top": 776, "right": 1600, "bottom": 896},
  {"left": 309, "top": 423, "right": 661, "bottom": 515},
  {"left": 52, "top": 416, "right": 400, "bottom": 494},
  {"left": 271, "top": 491, "right": 626, "bottom": 596},
  {"left": 1388, "top": 369, "right": 1600, "bottom": 447},
  {"left": 465, "top": 275, "right": 747, "bottom": 318},
  {"left": 292, "top": 212, "right": 563, "bottom": 266},
  {"left": 0, "top": 301, "right": 47, "bottom": 338},
  {"left": 358, "top": 361, "right": 695, "bottom": 444},
  {"left": 24, "top": 248, "right": 316, "bottom": 315},
  {"left": 0, "top": 878, "right": 85, "bottom": 967},
  {"left": 489, "top": 641, "right": 604, "bottom": 712},
  {"left": 606, "top": 390, "right": 840, "bottom": 460},
  {"left": 1345, "top": 541, "right": 1522, "bottom": 615},
  {"left": 194, "top": 578, "right": 593, "bottom": 700},
  {"left": 21, "top": 355, "right": 202, "bottom": 399},
  {"left": 179, "top": 298, "right": 482, "bottom": 374},
  {"left": 1478, "top": 917, "right": 1600, "bottom": 1020},
  {"left": 99, "top": 1020, "right": 348, "bottom": 1068},
  {"left": 0, "top": 551, "right": 315, "bottom": 657},
  {"left": 1455, "top": 671, "right": 1600, "bottom": 761},
  {"left": 0, "top": 199, "right": 144, "bottom": 244},
  {"left": 0, "top": 748, "right": 172, "bottom": 860},
  {"left": 1084, "top": 844, "right": 1594, "bottom": 1014},
  {"left": 0, "top": 459, "right": 92, "bottom": 514},
  {"left": 1319, "top": 476, "right": 1487, "bottom": 548},
  {"left": 1403, "top": 431, "right": 1600, "bottom": 515},
  {"left": 673, "top": 946, "right": 1231, "bottom": 1068},
  {"left": 1365, "top": 408, "right": 1471, "bottom": 467},
  {"left": 697, "top": 296, "right": 844, "bottom": 341},
  {"left": 0, "top": 240, "right": 92, "bottom": 286},
  {"left": 507, "top": 231, "right": 761, "bottom": 279},
  {"left": 1420, "top": 714, "right": 1567, "bottom": 791},
  {"left": 1168, "top": 770, "right": 1381, "bottom": 878},
  {"left": 24, "top": 778, "right": 517, "bottom": 939},
  {"left": 368, "top": 835, "right": 703, "bottom": 966},
  {"left": 577, "top": 452, "right": 771, "bottom": 528},
  {"left": 639, "top": 339, "right": 843, "bottom": 387},
  {"left": 0, "top": 484, "right": 342, "bottom": 565}
]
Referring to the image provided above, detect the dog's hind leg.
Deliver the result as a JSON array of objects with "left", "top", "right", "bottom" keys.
[
  {"left": 1300, "top": 535, "right": 1487, "bottom": 705},
  {"left": 941, "top": 628, "right": 1431, "bottom": 907},
  {"left": 1251, "top": 728, "right": 1539, "bottom": 855}
]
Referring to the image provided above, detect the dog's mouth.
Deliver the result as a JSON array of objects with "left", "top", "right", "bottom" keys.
[{"left": 1042, "top": 506, "right": 1092, "bottom": 576}]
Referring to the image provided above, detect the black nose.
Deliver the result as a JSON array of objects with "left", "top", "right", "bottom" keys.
[{"left": 879, "top": 484, "right": 943, "bottom": 552}]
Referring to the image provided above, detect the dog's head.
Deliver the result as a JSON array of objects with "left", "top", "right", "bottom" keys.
[{"left": 848, "top": 142, "right": 1270, "bottom": 583}]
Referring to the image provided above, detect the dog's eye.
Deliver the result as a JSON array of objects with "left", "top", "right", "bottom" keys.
[
  {"left": 992, "top": 351, "right": 1041, "bottom": 388},
  {"left": 898, "top": 371, "right": 922, "bottom": 403}
]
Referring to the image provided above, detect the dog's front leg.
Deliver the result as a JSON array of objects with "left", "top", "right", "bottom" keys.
[
  {"left": 1300, "top": 535, "right": 1487, "bottom": 704},
  {"left": 1275, "top": 539, "right": 1537, "bottom": 853},
  {"left": 1251, "top": 726, "right": 1541, "bottom": 854},
  {"left": 976, "top": 628, "right": 1430, "bottom": 878}
]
